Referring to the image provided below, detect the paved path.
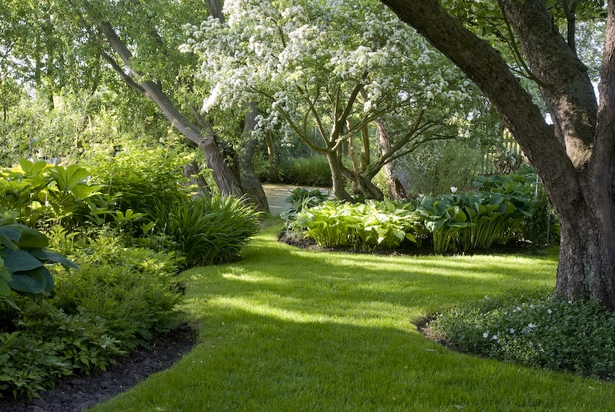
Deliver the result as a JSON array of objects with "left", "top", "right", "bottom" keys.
[{"left": 262, "top": 184, "right": 330, "bottom": 216}]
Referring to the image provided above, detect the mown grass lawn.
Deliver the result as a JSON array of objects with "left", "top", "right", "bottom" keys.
[{"left": 90, "top": 222, "right": 615, "bottom": 411}]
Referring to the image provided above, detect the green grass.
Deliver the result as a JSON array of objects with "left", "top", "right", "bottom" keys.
[{"left": 89, "top": 222, "right": 615, "bottom": 411}]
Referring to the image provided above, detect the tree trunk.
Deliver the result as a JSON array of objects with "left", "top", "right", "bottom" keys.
[
  {"left": 184, "top": 160, "right": 210, "bottom": 198},
  {"left": 241, "top": 103, "right": 270, "bottom": 213},
  {"left": 264, "top": 131, "right": 279, "bottom": 182},
  {"left": 326, "top": 151, "right": 353, "bottom": 201},
  {"left": 341, "top": 166, "right": 385, "bottom": 200},
  {"left": 360, "top": 124, "right": 370, "bottom": 173},
  {"left": 95, "top": 20, "right": 246, "bottom": 199},
  {"left": 380, "top": 0, "right": 615, "bottom": 307},
  {"left": 375, "top": 120, "right": 406, "bottom": 200}
]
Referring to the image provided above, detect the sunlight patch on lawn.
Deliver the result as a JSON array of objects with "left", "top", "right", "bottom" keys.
[{"left": 207, "top": 295, "right": 414, "bottom": 330}]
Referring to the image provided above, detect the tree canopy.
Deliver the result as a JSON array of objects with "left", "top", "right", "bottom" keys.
[
  {"left": 183, "top": 0, "right": 490, "bottom": 200},
  {"left": 381, "top": 0, "right": 615, "bottom": 308}
]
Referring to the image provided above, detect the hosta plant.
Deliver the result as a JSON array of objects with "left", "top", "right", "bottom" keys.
[
  {"left": 0, "top": 210, "right": 78, "bottom": 309},
  {"left": 295, "top": 200, "right": 419, "bottom": 250}
]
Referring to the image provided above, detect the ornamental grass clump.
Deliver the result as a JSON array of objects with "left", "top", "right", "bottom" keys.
[
  {"left": 146, "top": 195, "right": 261, "bottom": 267},
  {"left": 433, "top": 290, "right": 615, "bottom": 380}
]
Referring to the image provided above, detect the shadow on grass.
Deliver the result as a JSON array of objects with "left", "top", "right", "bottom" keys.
[{"left": 91, "top": 231, "right": 615, "bottom": 412}]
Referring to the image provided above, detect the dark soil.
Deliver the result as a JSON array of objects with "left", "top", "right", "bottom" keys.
[{"left": 0, "top": 324, "right": 196, "bottom": 412}]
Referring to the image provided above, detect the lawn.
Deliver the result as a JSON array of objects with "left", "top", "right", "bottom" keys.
[{"left": 90, "top": 222, "right": 615, "bottom": 411}]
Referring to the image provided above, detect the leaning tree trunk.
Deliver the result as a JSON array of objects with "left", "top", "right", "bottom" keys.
[
  {"left": 381, "top": 0, "right": 615, "bottom": 308},
  {"left": 95, "top": 20, "right": 246, "bottom": 199},
  {"left": 184, "top": 159, "right": 211, "bottom": 198}
]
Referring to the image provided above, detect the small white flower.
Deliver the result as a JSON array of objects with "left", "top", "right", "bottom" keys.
[
  {"left": 509, "top": 328, "right": 515, "bottom": 334},
  {"left": 547, "top": 309, "right": 552, "bottom": 315},
  {"left": 492, "top": 334, "right": 499, "bottom": 341},
  {"left": 528, "top": 323, "right": 535, "bottom": 329},
  {"left": 483, "top": 332, "right": 489, "bottom": 339},
  {"left": 450, "top": 186, "right": 457, "bottom": 193}
]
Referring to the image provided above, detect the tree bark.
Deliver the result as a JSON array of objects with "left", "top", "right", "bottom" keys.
[
  {"left": 264, "top": 131, "right": 280, "bottom": 182},
  {"left": 381, "top": 0, "right": 615, "bottom": 308},
  {"left": 326, "top": 151, "right": 353, "bottom": 201},
  {"left": 95, "top": 20, "right": 246, "bottom": 198},
  {"left": 241, "top": 103, "right": 270, "bottom": 213},
  {"left": 375, "top": 119, "right": 406, "bottom": 200},
  {"left": 184, "top": 160, "right": 210, "bottom": 198}
]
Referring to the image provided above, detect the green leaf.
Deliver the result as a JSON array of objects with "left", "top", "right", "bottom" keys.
[
  {"left": 18, "top": 158, "right": 47, "bottom": 176},
  {"left": 49, "top": 164, "right": 90, "bottom": 191},
  {"left": 41, "top": 267, "right": 54, "bottom": 293},
  {"left": 0, "top": 258, "right": 11, "bottom": 282},
  {"left": 15, "top": 226, "right": 49, "bottom": 249},
  {"left": 70, "top": 183, "right": 101, "bottom": 200},
  {"left": 0, "top": 279, "right": 11, "bottom": 296},
  {"left": 29, "top": 249, "right": 79, "bottom": 269},
  {"left": 0, "top": 226, "right": 20, "bottom": 249},
  {"left": 3, "top": 249, "right": 44, "bottom": 273},
  {"left": 7, "top": 267, "right": 48, "bottom": 294}
]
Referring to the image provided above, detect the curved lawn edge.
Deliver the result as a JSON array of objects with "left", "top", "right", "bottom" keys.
[{"left": 88, "top": 224, "right": 615, "bottom": 412}]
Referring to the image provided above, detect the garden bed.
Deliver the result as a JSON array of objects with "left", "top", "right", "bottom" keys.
[{"left": 0, "top": 324, "right": 195, "bottom": 412}]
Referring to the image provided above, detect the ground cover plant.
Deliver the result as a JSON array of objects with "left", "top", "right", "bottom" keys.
[
  {"left": 432, "top": 291, "right": 615, "bottom": 380},
  {"left": 88, "top": 223, "right": 615, "bottom": 412},
  {"left": 0, "top": 153, "right": 260, "bottom": 400},
  {"left": 0, "top": 227, "right": 185, "bottom": 400},
  {"left": 288, "top": 173, "right": 554, "bottom": 253}
]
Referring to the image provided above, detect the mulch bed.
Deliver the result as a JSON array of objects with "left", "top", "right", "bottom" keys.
[{"left": 0, "top": 324, "right": 196, "bottom": 412}]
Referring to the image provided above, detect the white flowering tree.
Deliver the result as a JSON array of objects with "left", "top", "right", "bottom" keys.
[{"left": 183, "top": 0, "right": 486, "bottom": 200}]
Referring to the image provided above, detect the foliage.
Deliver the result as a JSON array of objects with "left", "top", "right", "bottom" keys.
[
  {"left": 145, "top": 195, "right": 261, "bottom": 267},
  {"left": 398, "top": 139, "right": 489, "bottom": 196},
  {"left": 0, "top": 210, "right": 77, "bottom": 308},
  {"left": 0, "top": 159, "right": 117, "bottom": 230},
  {"left": 50, "top": 228, "right": 184, "bottom": 352},
  {"left": 292, "top": 184, "right": 533, "bottom": 252},
  {"left": 184, "top": 0, "right": 489, "bottom": 200},
  {"left": 0, "top": 297, "right": 123, "bottom": 400},
  {"left": 278, "top": 156, "right": 332, "bottom": 188},
  {"left": 86, "top": 143, "right": 194, "bottom": 218},
  {"left": 295, "top": 200, "right": 418, "bottom": 249},
  {"left": 280, "top": 187, "right": 330, "bottom": 224},
  {"left": 433, "top": 290, "right": 615, "bottom": 380},
  {"left": 414, "top": 190, "right": 531, "bottom": 253},
  {"left": 474, "top": 173, "right": 560, "bottom": 245},
  {"left": 0, "top": 330, "right": 70, "bottom": 400}
]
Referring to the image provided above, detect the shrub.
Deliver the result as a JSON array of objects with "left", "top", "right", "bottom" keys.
[
  {"left": 415, "top": 191, "right": 531, "bottom": 253},
  {"left": 86, "top": 144, "right": 194, "bottom": 216},
  {"left": 0, "top": 209, "right": 78, "bottom": 309},
  {"left": 280, "top": 187, "right": 330, "bottom": 225},
  {"left": 0, "top": 159, "right": 114, "bottom": 230},
  {"left": 292, "top": 190, "right": 532, "bottom": 253},
  {"left": 146, "top": 195, "right": 261, "bottom": 267},
  {"left": 50, "top": 229, "right": 184, "bottom": 351},
  {"left": 475, "top": 173, "right": 560, "bottom": 245},
  {"left": 0, "top": 330, "right": 70, "bottom": 399},
  {"left": 432, "top": 290, "right": 615, "bottom": 380},
  {"left": 279, "top": 156, "right": 332, "bottom": 187}
]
